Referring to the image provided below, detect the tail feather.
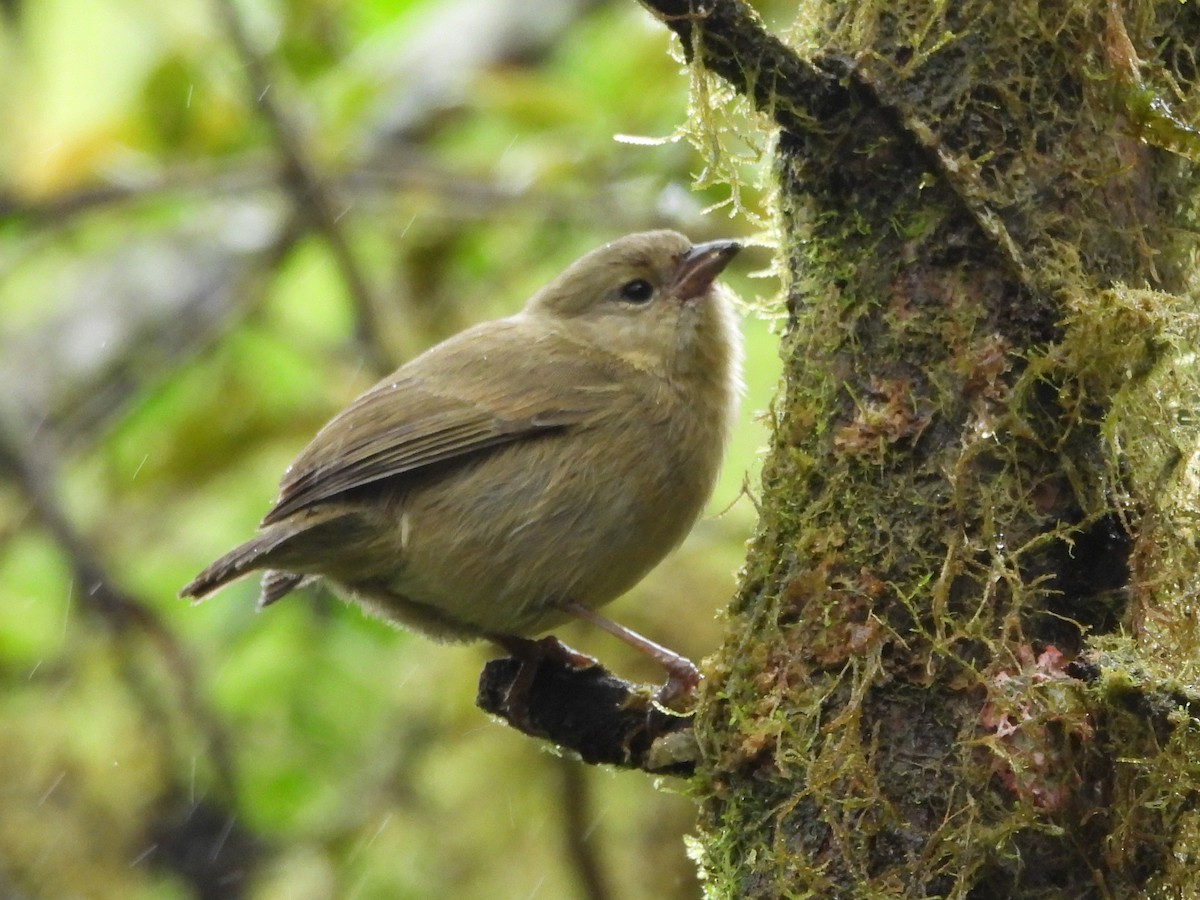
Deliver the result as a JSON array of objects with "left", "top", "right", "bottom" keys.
[
  {"left": 179, "top": 532, "right": 288, "bottom": 601},
  {"left": 179, "top": 507, "right": 373, "bottom": 603},
  {"left": 258, "top": 570, "right": 308, "bottom": 609}
]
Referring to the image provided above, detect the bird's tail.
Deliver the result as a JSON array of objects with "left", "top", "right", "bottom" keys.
[
  {"left": 179, "top": 531, "right": 290, "bottom": 601},
  {"left": 179, "top": 508, "right": 369, "bottom": 602},
  {"left": 258, "top": 570, "right": 308, "bottom": 608}
]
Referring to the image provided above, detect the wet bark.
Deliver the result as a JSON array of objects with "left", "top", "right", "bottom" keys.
[{"left": 637, "top": 0, "right": 1200, "bottom": 896}]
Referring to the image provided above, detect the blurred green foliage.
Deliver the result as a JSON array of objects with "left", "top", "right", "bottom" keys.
[{"left": 0, "top": 0, "right": 782, "bottom": 897}]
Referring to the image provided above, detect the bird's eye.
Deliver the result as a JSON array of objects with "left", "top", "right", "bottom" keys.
[{"left": 618, "top": 279, "right": 655, "bottom": 303}]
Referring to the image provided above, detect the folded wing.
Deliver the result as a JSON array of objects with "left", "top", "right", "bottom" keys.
[{"left": 262, "top": 319, "right": 622, "bottom": 525}]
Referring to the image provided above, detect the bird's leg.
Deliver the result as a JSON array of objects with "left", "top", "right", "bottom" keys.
[
  {"left": 561, "top": 601, "right": 701, "bottom": 705},
  {"left": 489, "top": 634, "right": 598, "bottom": 670},
  {"left": 487, "top": 634, "right": 599, "bottom": 729}
]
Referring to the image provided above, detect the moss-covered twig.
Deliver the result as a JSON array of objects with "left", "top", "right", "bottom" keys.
[
  {"left": 477, "top": 656, "right": 700, "bottom": 775},
  {"left": 637, "top": 0, "right": 859, "bottom": 134},
  {"left": 1071, "top": 651, "right": 1200, "bottom": 736}
]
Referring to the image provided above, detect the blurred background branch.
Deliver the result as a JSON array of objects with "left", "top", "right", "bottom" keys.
[
  {"left": 211, "top": 0, "right": 392, "bottom": 373},
  {"left": 0, "top": 0, "right": 780, "bottom": 896}
]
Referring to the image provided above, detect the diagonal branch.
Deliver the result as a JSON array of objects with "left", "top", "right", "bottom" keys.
[
  {"left": 0, "top": 424, "right": 239, "bottom": 802},
  {"left": 211, "top": 0, "right": 393, "bottom": 374},
  {"left": 557, "top": 760, "right": 613, "bottom": 900},
  {"left": 636, "top": 0, "right": 1039, "bottom": 290},
  {"left": 636, "top": 0, "right": 859, "bottom": 132}
]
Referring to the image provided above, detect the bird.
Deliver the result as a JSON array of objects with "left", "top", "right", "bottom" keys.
[{"left": 180, "top": 230, "right": 742, "bottom": 702}]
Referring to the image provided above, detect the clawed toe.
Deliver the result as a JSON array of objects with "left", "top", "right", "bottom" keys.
[{"left": 654, "top": 658, "right": 702, "bottom": 707}]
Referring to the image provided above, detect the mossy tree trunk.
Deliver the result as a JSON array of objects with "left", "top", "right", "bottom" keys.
[{"left": 639, "top": 0, "right": 1200, "bottom": 896}]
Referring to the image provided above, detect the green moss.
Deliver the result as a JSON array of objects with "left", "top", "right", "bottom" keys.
[{"left": 680, "top": 0, "right": 1200, "bottom": 895}]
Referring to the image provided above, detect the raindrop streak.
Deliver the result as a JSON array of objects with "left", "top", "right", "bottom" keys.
[
  {"left": 38, "top": 771, "right": 66, "bottom": 805},
  {"left": 364, "top": 814, "right": 392, "bottom": 851},
  {"left": 497, "top": 134, "right": 520, "bottom": 165},
  {"left": 210, "top": 815, "right": 237, "bottom": 862},
  {"left": 60, "top": 582, "right": 73, "bottom": 644},
  {"left": 129, "top": 844, "right": 157, "bottom": 868},
  {"left": 583, "top": 811, "right": 603, "bottom": 842},
  {"left": 347, "top": 813, "right": 393, "bottom": 865},
  {"left": 398, "top": 214, "right": 417, "bottom": 242}
]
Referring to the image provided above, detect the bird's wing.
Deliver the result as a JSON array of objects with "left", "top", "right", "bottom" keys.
[{"left": 261, "top": 319, "right": 622, "bottom": 525}]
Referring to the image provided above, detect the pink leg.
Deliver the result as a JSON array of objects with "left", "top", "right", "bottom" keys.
[
  {"left": 562, "top": 602, "right": 702, "bottom": 704},
  {"left": 489, "top": 634, "right": 598, "bottom": 670}
]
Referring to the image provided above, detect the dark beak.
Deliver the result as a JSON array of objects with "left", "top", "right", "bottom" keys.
[{"left": 671, "top": 239, "right": 741, "bottom": 302}]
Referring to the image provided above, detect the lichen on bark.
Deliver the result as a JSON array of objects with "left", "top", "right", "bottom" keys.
[{"left": 637, "top": 0, "right": 1200, "bottom": 895}]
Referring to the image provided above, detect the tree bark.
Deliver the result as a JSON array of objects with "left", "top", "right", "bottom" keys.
[{"left": 639, "top": 0, "right": 1200, "bottom": 896}]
